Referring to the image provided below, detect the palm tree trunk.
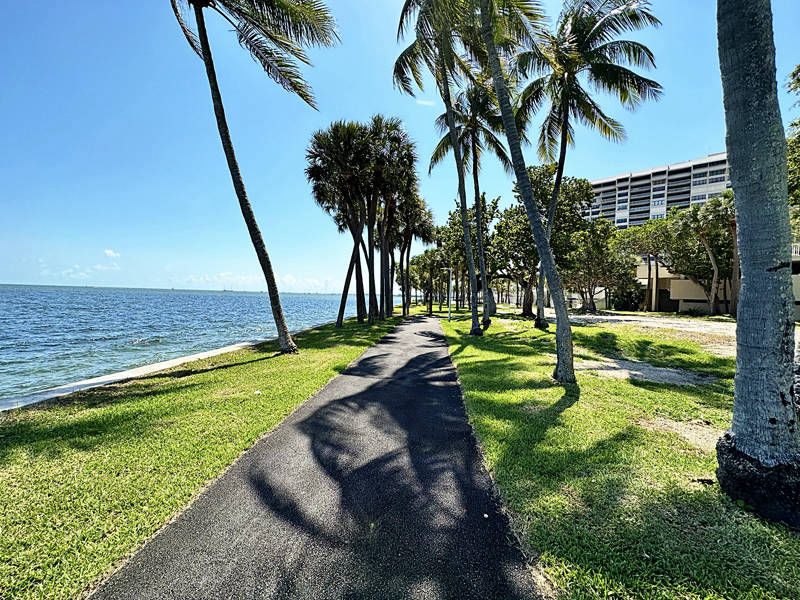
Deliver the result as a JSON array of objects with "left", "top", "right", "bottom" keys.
[
  {"left": 367, "top": 198, "right": 378, "bottom": 323},
  {"left": 471, "top": 137, "right": 492, "bottom": 327},
  {"left": 405, "top": 243, "right": 412, "bottom": 314},
  {"left": 730, "top": 220, "right": 740, "bottom": 315},
  {"left": 337, "top": 245, "right": 357, "bottom": 327},
  {"left": 438, "top": 48, "right": 482, "bottom": 336},
  {"left": 536, "top": 105, "right": 569, "bottom": 329},
  {"left": 349, "top": 226, "right": 366, "bottom": 323},
  {"left": 479, "top": 0, "right": 574, "bottom": 382},
  {"left": 521, "top": 278, "right": 535, "bottom": 317},
  {"left": 193, "top": 4, "right": 297, "bottom": 353},
  {"left": 378, "top": 224, "right": 386, "bottom": 321},
  {"left": 389, "top": 249, "right": 396, "bottom": 316},
  {"left": 716, "top": 0, "right": 800, "bottom": 527}
]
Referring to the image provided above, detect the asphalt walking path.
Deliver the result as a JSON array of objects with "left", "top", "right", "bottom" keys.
[{"left": 92, "top": 315, "right": 540, "bottom": 600}]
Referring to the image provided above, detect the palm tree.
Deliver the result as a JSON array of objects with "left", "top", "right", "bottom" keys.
[
  {"left": 474, "top": 0, "right": 576, "bottom": 383},
  {"left": 170, "top": 0, "right": 338, "bottom": 353},
  {"left": 394, "top": 0, "right": 484, "bottom": 336},
  {"left": 430, "top": 81, "right": 512, "bottom": 327},
  {"left": 716, "top": 0, "right": 800, "bottom": 527},
  {"left": 306, "top": 121, "right": 372, "bottom": 326},
  {"left": 516, "top": 0, "right": 661, "bottom": 328}
]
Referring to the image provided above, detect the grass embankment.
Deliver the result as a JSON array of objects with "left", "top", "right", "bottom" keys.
[
  {"left": 0, "top": 316, "right": 401, "bottom": 600},
  {"left": 440, "top": 309, "right": 800, "bottom": 600}
]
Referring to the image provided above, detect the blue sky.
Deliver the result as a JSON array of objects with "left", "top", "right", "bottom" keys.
[{"left": 1, "top": 1, "right": 799, "bottom": 293}]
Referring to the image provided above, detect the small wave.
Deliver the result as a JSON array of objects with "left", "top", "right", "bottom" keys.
[{"left": 131, "top": 337, "right": 162, "bottom": 345}]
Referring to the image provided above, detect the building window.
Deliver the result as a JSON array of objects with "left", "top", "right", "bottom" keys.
[
  {"left": 694, "top": 179, "right": 707, "bottom": 185},
  {"left": 709, "top": 176, "right": 725, "bottom": 183},
  {"left": 691, "top": 194, "right": 706, "bottom": 201},
  {"left": 652, "top": 193, "right": 665, "bottom": 200},
  {"left": 710, "top": 169, "right": 726, "bottom": 176},
  {"left": 652, "top": 213, "right": 665, "bottom": 219},
  {"left": 693, "top": 172, "right": 707, "bottom": 178},
  {"left": 616, "top": 218, "right": 627, "bottom": 224},
  {"left": 652, "top": 185, "right": 665, "bottom": 192},
  {"left": 617, "top": 203, "right": 628, "bottom": 210}
]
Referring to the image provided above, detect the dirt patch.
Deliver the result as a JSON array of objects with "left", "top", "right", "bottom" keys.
[
  {"left": 637, "top": 416, "right": 723, "bottom": 453},
  {"left": 576, "top": 358, "right": 715, "bottom": 386},
  {"left": 702, "top": 343, "right": 736, "bottom": 357}
]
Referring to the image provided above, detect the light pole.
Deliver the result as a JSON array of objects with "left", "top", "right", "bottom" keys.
[{"left": 441, "top": 266, "right": 453, "bottom": 321}]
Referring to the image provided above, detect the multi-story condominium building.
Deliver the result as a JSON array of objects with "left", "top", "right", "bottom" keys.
[{"left": 586, "top": 152, "right": 732, "bottom": 228}]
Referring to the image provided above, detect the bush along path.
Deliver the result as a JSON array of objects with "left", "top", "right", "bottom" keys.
[{"left": 88, "top": 315, "right": 540, "bottom": 600}]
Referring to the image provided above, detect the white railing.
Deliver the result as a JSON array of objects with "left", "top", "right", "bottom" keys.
[{"left": 792, "top": 243, "right": 800, "bottom": 257}]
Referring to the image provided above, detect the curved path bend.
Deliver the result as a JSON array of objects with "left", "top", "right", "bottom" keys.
[{"left": 92, "top": 315, "right": 540, "bottom": 600}]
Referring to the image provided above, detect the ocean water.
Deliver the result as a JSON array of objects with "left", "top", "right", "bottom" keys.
[{"left": 0, "top": 285, "right": 395, "bottom": 401}]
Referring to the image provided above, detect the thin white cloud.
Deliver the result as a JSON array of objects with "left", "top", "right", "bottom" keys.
[
  {"left": 415, "top": 99, "right": 435, "bottom": 106},
  {"left": 61, "top": 265, "right": 91, "bottom": 280},
  {"left": 104, "top": 249, "right": 120, "bottom": 258},
  {"left": 93, "top": 263, "right": 120, "bottom": 271}
]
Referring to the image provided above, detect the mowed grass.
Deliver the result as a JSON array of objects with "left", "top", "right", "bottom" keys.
[
  {"left": 0, "top": 316, "right": 401, "bottom": 600},
  {"left": 440, "top": 309, "right": 800, "bottom": 600}
]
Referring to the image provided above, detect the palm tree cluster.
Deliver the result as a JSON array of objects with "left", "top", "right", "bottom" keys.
[
  {"left": 306, "top": 117, "right": 435, "bottom": 326},
  {"left": 169, "top": 0, "right": 799, "bottom": 526},
  {"left": 395, "top": 0, "right": 662, "bottom": 382}
]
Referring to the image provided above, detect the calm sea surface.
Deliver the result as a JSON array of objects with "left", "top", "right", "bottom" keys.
[{"left": 0, "top": 285, "right": 391, "bottom": 401}]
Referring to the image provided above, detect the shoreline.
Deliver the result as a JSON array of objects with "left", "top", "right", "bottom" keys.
[{"left": 0, "top": 318, "right": 340, "bottom": 413}]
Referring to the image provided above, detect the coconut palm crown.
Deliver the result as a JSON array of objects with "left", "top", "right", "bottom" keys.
[{"left": 171, "top": 0, "right": 339, "bottom": 109}]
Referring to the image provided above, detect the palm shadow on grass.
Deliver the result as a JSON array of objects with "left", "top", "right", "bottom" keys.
[{"left": 446, "top": 318, "right": 799, "bottom": 599}]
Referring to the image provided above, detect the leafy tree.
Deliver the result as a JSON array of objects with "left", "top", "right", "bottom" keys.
[
  {"left": 562, "top": 219, "right": 637, "bottom": 312},
  {"left": 431, "top": 81, "right": 511, "bottom": 325},
  {"left": 511, "top": 165, "right": 593, "bottom": 324},
  {"left": 701, "top": 191, "right": 739, "bottom": 314},
  {"left": 516, "top": 0, "right": 661, "bottom": 319},
  {"left": 395, "top": 0, "right": 484, "bottom": 336},
  {"left": 616, "top": 218, "right": 669, "bottom": 311},
  {"left": 492, "top": 204, "right": 540, "bottom": 316},
  {"left": 717, "top": 0, "right": 800, "bottom": 527},
  {"left": 171, "top": 0, "right": 338, "bottom": 353}
]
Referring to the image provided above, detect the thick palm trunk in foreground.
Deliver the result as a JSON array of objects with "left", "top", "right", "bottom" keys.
[
  {"left": 194, "top": 4, "right": 297, "bottom": 353},
  {"left": 471, "top": 139, "right": 492, "bottom": 327},
  {"left": 440, "top": 50, "right": 482, "bottom": 336},
  {"left": 716, "top": 0, "right": 800, "bottom": 527},
  {"left": 479, "top": 0, "right": 574, "bottom": 382}
]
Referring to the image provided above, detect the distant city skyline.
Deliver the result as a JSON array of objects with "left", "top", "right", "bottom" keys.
[{"left": 1, "top": 1, "right": 799, "bottom": 292}]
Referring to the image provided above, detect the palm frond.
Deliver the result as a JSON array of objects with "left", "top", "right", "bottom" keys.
[
  {"left": 587, "top": 61, "right": 662, "bottom": 108},
  {"left": 171, "top": 0, "right": 202, "bottom": 56},
  {"left": 235, "top": 21, "right": 317, "bottom": 107}
]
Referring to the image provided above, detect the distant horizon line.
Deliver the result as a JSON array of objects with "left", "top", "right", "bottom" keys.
[{"left": 0, "top": 282, "right": 402, "bottom": 296}]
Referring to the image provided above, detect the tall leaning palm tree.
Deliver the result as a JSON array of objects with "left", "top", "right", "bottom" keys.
[
  {"left": 474, "top": 0, "right": 576, "bottom": 383},
  {"left": 430, "top": 82, "right": 512, "bottom": 327},
  {"left": 394, "top": 0, "right": 484, "bottom": 336},
  {"left": 516, "top": 0, "right": 662, "bottom": 328},
  {"left": 716, "top": 0, "right": 800, "bottom": 527},
  {"left": 171, "top": 0, "right": 338, "bottom": 353}
]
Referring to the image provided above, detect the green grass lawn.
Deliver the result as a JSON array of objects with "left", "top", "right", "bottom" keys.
[
  {"left": 0, "top": 316, "right": 401, "bottom": 600},
  {"left": 439, "top": 309, "right": 800, "bottom": 600}
]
